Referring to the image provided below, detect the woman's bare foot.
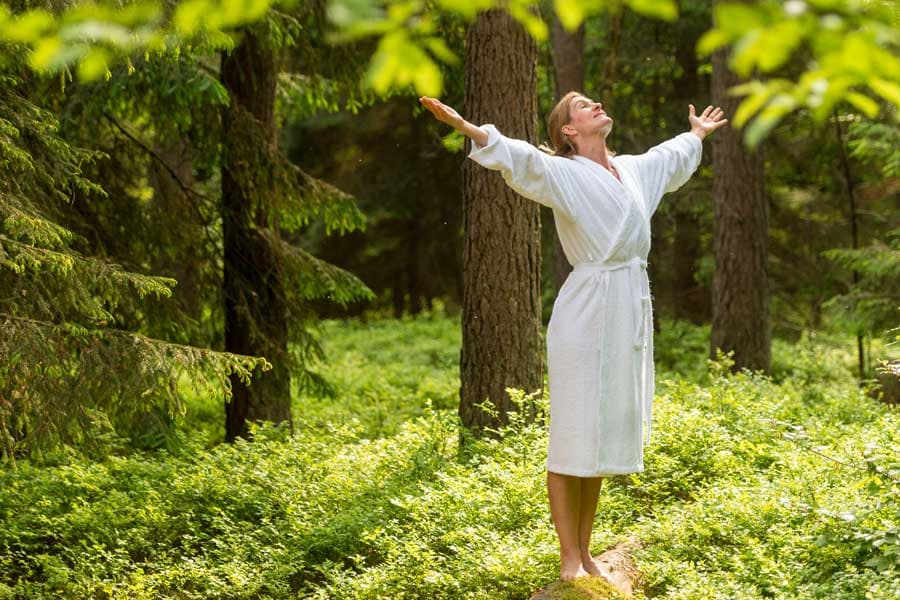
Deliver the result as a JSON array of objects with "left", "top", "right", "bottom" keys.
[
  {"left": 581, "top": 555, "right": 615, "bottom": 585},
  {"left": 560, "top": 560, "right": 590, "bottom": 581}
]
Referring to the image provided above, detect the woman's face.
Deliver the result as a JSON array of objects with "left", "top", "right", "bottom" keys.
[{"left": 562, "top": 95, "right": 613, "bottom": 143}]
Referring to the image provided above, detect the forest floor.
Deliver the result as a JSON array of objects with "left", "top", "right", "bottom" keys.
[{"left": 0, "top": 310, "right": 898, "bottom": 599}]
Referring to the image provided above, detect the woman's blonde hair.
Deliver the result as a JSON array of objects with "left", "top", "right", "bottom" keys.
[{"left": 541, "top": 90, "right": 615, "bottom": 159}]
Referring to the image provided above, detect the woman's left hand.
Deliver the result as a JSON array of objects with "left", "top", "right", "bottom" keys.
[{"left": 688, "top": 104, "right": 728, "bottom": 140}]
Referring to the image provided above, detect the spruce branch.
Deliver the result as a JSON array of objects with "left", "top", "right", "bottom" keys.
[{"left": 102, "top": 110, "right": 219, "bottom": 249}]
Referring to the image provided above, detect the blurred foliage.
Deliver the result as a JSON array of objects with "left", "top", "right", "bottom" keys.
[
  {"left": 322, "top": 0, "right": 900, "bottom": 148},
  {"left": 324, "top": 0, "right": 677, "bottom": 96},
  {"left": 2, "top": 1, "right": 898, "bottom": 149},
  {"left": 0, "top": 0, "right": 289, "bottom": 78},
  {"left": 699, "top": 0, "right": 900, "bottom": 147}
]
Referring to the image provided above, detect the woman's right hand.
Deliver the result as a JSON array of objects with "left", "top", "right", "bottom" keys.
[{"left": 419, "top": 96, "right": 465, "bottom": 130}]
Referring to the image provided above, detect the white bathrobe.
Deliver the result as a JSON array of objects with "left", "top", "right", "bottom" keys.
[{"left": 468, "top": 125, "right": 703, "bottom": 477}]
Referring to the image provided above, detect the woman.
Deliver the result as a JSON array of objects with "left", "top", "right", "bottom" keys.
[{"left": 420, "top": 92, "right": 727, "bottom": 582}]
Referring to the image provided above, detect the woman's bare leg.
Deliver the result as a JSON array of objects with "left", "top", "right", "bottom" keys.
[
  {"left": 577, "top": 477, "right": 609, "bottom": 577},
  {"left": 547, "top": 471, "right": 589, "bottom": 580}
]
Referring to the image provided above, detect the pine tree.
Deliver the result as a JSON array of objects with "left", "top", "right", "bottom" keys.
[
  {"left": 0, "top": 63, "right": 268, "bottom": 464},
  {"left": 0, "top": 3, "right": 375, "bottom": 460}
]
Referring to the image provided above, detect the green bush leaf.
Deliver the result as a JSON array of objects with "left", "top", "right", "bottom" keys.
[{"left": 628, "top": 0, "right": 678, "bottom": 22}]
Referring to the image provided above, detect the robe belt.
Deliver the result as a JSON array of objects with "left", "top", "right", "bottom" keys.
[
  {"left": 573, "top": 257, "right": 650, "bottom": 351},
  {"left": 573, "top": 256, "right": 653, "bottom": 446}
]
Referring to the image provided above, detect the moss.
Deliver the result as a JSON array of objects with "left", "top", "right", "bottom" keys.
[{"left": 539, "top": 576, "right": 630, "bottom": 600}]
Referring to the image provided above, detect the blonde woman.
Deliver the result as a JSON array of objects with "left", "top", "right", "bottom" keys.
[{"left": 420, "top": 92, "right": 727, "bottom": 582}]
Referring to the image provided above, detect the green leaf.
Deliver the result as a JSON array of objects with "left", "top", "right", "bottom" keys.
[
  {"left": 77, "top": 47, "right": 109, "bottom": 81},
  {"left": 509, "top": 4, "right": 548, "bottom": 42},
  {"left": 366, "top": 36, "right": 399, "bottom": 94},
  {"left": 441, "top": 130, "right": 464, "bottom": 153},
  {"left": 424, "top": 37, "right": 458, "bottom": 65},
  {"left": 627, "top": 0, "right": 678, "bottom": 22},
  {"left": 756, "top": 19, "right": 806, "bottom": 72},
  {"left": 436, "top": 0, "right": 493, "bottom": 19},
  {"left": 744, "top": 93, "right": 796, "bottom": 148},
  {"left": 714, "top": 2, "right": 769, "bottom": 36},
  {"left": 221, "top": 0, "right": 272, "bottom": 28},
  {"left": 28, "top": 36, "right": 87, "bottom": 72},
  {"left": 386, "top": 0, "right": 421, "bottom": 25},
  {"left": 697, "top": 28, "right": 732, "bottom": 57},
  {"left": 4, "top": 9, "right": 55, "bottom": 43},
  {"left": 869, "top": 78, "right": 900, "bottom": 108},
  {"left": 731, "top": 83, "right": 774, "bottom": 128},
  {"left": 173, "top": 0, "right": 208, "bottom": 35},
  {"left": 810, "top": 27, "right": 844, "bottom": 55},
  {"left": 413, "top": 58, "right": 442, "bottom": 97},
  {"left": 553, "top": 0, "right": 585, "bottom": 32},
  {"left": 729, "top": 30, "right": 762, "bottom": 78}
]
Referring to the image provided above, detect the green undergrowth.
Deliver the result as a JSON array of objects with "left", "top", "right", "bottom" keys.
[
  {"left": 0, "top": 312, "right": 897, "bottom": 598},
  {"left": 294, "top": 309, "right": 461, "bottom": 439}
]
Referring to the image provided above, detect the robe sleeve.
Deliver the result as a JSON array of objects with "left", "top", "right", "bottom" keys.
[
  {"left": 467, "top": 124, "right": 578, "bottom": 221},
  {"left": 632, "top": 131, "right": 703, "bottom": 217}
]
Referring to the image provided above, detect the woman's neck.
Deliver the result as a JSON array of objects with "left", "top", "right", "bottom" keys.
[{"left": 575, "top": 137, "right": 613, "bottom": 169}]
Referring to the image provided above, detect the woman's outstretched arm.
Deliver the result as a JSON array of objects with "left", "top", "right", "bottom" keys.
[
  {"left": 419, "top": 96, "right": 488, "bottom": 146},
  {"left": 419, "top": 96, "right": 580, "bottom": 220},
  {"left": 631, "top": 103, "right": 728, "bottom": 217}
]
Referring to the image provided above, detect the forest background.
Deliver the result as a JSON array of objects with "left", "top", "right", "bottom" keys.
[{"left": 0, "top": 0, "right": 898, "bottom": 598}]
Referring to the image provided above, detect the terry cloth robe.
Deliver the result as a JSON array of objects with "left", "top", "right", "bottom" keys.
[{"left": 468, "top": 125, "right": 702, "bottom": 477}]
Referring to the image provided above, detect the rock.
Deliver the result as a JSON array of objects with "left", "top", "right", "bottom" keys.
[{"left": 531, "top": 538, "right": 643, "bottom": 599}]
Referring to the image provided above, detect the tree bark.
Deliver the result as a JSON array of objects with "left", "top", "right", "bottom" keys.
[
  {"left": 548, "top": 15, "right": 585, "bottom": 294},
  {"left": 460, "top": 9, "right": 543, "bottom": 434},
  {"left": 221, "top": 28, "right": 292, "bottom": 441},
  {"left": 710, "top": 27, "right": 771, "bottom": 373}
]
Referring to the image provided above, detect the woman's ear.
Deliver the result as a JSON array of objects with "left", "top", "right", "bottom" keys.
[{"left": 561, "top": 124, "right": 576, "bottom": 137}]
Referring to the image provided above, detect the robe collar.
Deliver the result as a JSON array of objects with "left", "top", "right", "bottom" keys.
[{"left": 571, "top": 154, "right": 623, "bottom": 186}]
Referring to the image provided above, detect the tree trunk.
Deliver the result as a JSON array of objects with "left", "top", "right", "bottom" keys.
[
  {"left": 460, "top": 9, "right": 543, "bottom": 434},
  {"left": 710, "top": 28, "right": 771, "bottom": 373},
  {"left": 221, "top": 28, "right": 292, "bottom": 441},
  {"left": 548, "top": 15, "right": 585, "bottom": 294}
]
